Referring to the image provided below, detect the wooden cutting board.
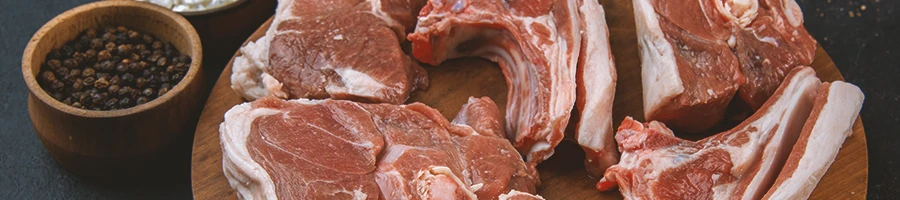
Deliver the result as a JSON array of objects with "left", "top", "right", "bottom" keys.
[{"left": 190, "top": 0, "right": 868, "bottom": 198}]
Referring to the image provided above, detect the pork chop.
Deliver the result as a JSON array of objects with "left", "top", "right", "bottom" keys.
[
  {"left": 230, "top": 0, "right": 428, "bottom": 104},
  {"left": 220, "top": 97, "right": 539, "bottom": 199},
  {"left": 635, "top": 0, "right": 816, "bottom": 133},
  {"left": 598, "top": 67, "right": 821, "bottom": 199},
  {"left": 408, "top": 0, "right": 618, "bottom": 168}
]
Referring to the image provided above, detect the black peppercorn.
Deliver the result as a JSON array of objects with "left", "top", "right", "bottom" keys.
[
  {"left": 136, "top": 97, "right": 150, "bottom": 105},
  {"left": 83, "top": 77, "right": 96, "bottom": 87},
  {"left": 118, "top": 98, "right": 132, "bottom": 108},
  {"left": 118, "top": 86, "right": 133, "bottom": 97},
  {"left": 158, "top": 87, "right": 169, "bottom": 97},
  {"left": 142, "top": 88, "right": 155, "bottom": 97},
  {"left": 81, "top": 67, "right": 95, "bottom": 78},
  {"left": 117, "top": 44, "right": 132, "bottom": 55},
  {"left": 91, "top": 92, "right": 106, "bottom": 106},
  {"left": 72, "top": 79, "right": 84, "bottom": 92},
  {"left": 151, "top": 41, "right": 162, "bottom": 50},
  {"left": 47, "top": 59, "right": 62, "bottom": 69},
  {"left": 39, "top": 26, "right": 187, "bottom": 111},
  {"left": 94, "top": 77, "right": 110, "bottom": 89},
  {"left": 50, "top": 80, "right": 65, "bottom": 91},
  {"left": 135, "top": 77, "right": 148, "bottom": 88},
  {"left": 53, "top": 67, "right": 69, "bottom": 78},
  {"left": 105, "top": 98, "right": 119, "bottom": 110},
  {"left": 102, "top": 32, "right": 115, "bottom": 43},
  {"left": 41, "top": 71, "right": 57, "bottom": 83},
  {"left": 62, "top": 58, "right": 78, "bottom": 68},
  {"left": 105, "top": 43, "right": 117, "bottom": 55},
  {"left": 95, "top": 73, "right": 110, "bottom": 80},
  {"left": 116, "top": 62, "right": 129, "bottom": 73},
  {"left": 107, "top": 85, "right": 120, "bottom": 95},
  {"left": 120, "top": 73, "right": 135, "bottom": 85}
]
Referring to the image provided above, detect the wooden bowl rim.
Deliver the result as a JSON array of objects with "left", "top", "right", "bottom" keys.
[{"left": 22, "top": 0, "right": 203, "bottom": 118}]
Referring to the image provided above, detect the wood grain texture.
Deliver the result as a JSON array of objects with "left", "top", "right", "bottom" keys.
[
  {"left": 22, "top": 0, "right": 207, "bottom": 179},
  {"left": 191, "top": 0, "right": 868, "bottom": 198}
]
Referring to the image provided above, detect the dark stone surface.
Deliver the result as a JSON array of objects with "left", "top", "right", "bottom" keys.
[{"left": 0, "top": 0, "right": 896, "bottom": 199}]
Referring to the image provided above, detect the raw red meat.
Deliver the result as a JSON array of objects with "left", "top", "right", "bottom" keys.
[
  {"left": 230, "top": 0, "right": 428, "bottom": 104},
  {"left": 598, "top": 67, "right": 821, "bottom": 199},
  {"left": 220, "top": 97, "right": 539, "bottom": 199},
  {"left": 634, "top": 0, "right": 816, "bottom": 133},
  {"left": 763, "top": 81, "right": 864, "bottom": 199},
  {"left": 409, "top": 0, "right": 618, "bottom": 168}
]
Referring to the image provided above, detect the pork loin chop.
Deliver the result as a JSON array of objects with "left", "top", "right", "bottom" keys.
[
  {"left": 408, "top": 0, "right": 618, "bottom": 169},
  {"left": 598, "top": 67, "right": 821, "bottom": 199},
  {"left": 220, "top": 97, "right": 539, "bottom": 199},
  {"left": 635, "top": 0, "right": 816, "bottom": 133},
  {"left": 763, "top": 81, "right": 864, "bottom": 200},
  {"left": 230, "top": 0, "right": 428, "bottom": 104}
]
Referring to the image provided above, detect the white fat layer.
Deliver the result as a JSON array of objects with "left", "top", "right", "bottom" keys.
[
  {"left": 575, "top": 1, "right": 616, "bottom": 155},
  {"left": 737, "top": 68, "right": 820, "bottom": 200},
  {"left": 634, "top": 0, "right": 684, "bottom": 120},
  {"left": 498, "top": 190, "right": 546, "bottom": 200},
  {"left": 220, "top": 103, "right": 282, "bottom": 200},
  {"left": 230, "top": 0, "right": 298, "bottom": 100},
  {"left": 782, "top": 0, "right": 804, "bottom": 27},
  {"left": 764, "top": 82, "right": 864, "bottom": 200},
  {"left": 706, "top": 67, "right": 819, "bottom": 199},
  {"left": 325, "top": 68, "right": 389, "bottom": 99}
]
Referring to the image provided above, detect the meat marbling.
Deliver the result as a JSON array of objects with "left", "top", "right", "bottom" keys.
[
  {"left": 635, "top": 0, "right": 816, "bottom": 133},
  {"left": 408, "top": 0, "right": 618, "bottom": 172},
  {"left": 763, "top": 81, "right": 864, "bottom": 200},
  {"left": 598, "top": 67, "right": 821, "bottom": 199},
  {"left": 220, "top": 96, "right": 539, "bottom": 199},
  {"left": 230, "top": 0, "right": 428, "bottom": 104}
]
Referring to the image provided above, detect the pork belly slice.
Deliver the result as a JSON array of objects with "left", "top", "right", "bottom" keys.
[
  {"left": 598, "top": 67, "right": 821, "bottom": 199},
  {"left": 220, "top": 97, "right": 538, "bottom": 199},
  {"left": 409, "top": 0, "right": 617, "bottom": 166},
  {"left": 635, "top": 0, "right": 816, "bottom": 133},
  {"left": 575, "top": 1, "right": 619, "bottom": 177},
  {"left": 763, "top": 81, "right": 864, "bottom": 200},
  {"left": 230, "top": 0, "right": 428, "bottom": 104}
]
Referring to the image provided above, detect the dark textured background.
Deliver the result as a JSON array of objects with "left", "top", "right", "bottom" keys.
[{"left": 1, "top": 0, "right": 897, "bottom": 199}]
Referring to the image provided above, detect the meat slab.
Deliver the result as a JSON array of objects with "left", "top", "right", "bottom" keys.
[
  {"left": 763, "top": 81, "right": 864, "bottom": 200},
  {"left": 220, "top": 97, "right": 539, "bottom": 199},
  {"left": 230, "top": 0, "right": 428, "bottom": 104},
  {"left": 634, "top": 0, "right": 816, "bottom": 133},
  {"left": 598, "top": 67, "right": 821, "bottom": 199},
  {"left": 408, "top": 0, "right": 618, "bottom": 170}
]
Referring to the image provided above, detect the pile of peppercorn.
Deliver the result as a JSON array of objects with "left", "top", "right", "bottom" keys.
[{"left": 39, "top": 26, "right": 191, "bottom": 111}]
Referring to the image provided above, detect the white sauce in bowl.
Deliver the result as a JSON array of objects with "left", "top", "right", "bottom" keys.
[{"left": 137, "top": 0, "right": 239, "bottom": 12}]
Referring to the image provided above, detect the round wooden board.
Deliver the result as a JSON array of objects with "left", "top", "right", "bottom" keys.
[{"left": 191, "top": 0, "right": 868, "bottom": 198}]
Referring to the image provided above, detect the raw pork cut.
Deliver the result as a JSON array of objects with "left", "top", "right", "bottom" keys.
[
  {"left": 634, "top": 0, "right": 816, "bottom": 133},
  {"left": 230, "top": 0, "right": 428, "bottom": 104},
  {"left": 763, "top": 81, "right": 864, "bottom": 200},
  {"left": 409, "top": 0, "right": 618, "bottom": 169},
  {"left": 598, "top": 67, "right": 821, "bottom": 199},
  {"left": 220, "top": 97, "right": 539, "bottom": 199},
  {"left": 499, "top": 190, "right": 547, "bottom": 200}
]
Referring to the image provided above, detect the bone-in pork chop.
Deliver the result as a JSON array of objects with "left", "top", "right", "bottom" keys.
[
  {"left": 409, "top": 0, "right": 618, "bottom": 170},
  {"left": 220, "top": 97, "right": 539, "bottom": 199},
  {"left": 635, "top": 0, "right": 816, "bottom": 133},
  {"left": 598, "top": 67, "right": 822, "bottom": 199},
  {"left": 230, "top": 0, "right": 428, "bottom": 104}
]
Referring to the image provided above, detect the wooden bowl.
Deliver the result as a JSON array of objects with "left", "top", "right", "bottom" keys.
[{"left": 22, "top": 0, "right": 206, "bottom": 179}]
